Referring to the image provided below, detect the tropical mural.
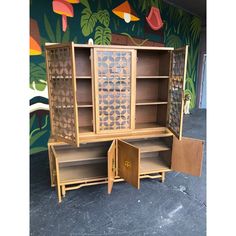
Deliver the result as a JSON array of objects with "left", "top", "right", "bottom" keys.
[{"left": 30, "top": 0, "right": 201, "bottom": 155}]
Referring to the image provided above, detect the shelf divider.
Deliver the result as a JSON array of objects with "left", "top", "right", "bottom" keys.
[
  {"left": 136, "top": 75, "right": 169, "bottom": 79},
  {"left": 136, "top": 100, "right": 168, "bottom": 106},
  {"left": 76, "top": 76, "right": 92, "bottom": 79}
]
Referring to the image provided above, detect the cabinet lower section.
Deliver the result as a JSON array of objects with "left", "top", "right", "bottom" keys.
[{"left": 48, "top": 134, "right": 203, "bottom": 203}]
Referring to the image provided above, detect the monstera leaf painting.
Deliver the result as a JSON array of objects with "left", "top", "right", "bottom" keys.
[
  {"left": 80, "top": 0, "right": 111, "bottom": 44},
  {"left": 81, "top": 8, "right": 97, "bottom": 36},
  {"left": 95, "top": 26, "right": 111, "bottom": 45},
  {"left": 97, "top": 10, "right": 110, "bottom": 27}
]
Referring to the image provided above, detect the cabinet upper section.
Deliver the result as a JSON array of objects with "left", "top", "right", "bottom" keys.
[
  {"left": 45, "top": 43, "right": 188, "bottom": 146},
  {"left": 45, "top": 42, "right": 174, "bottom": 51}
]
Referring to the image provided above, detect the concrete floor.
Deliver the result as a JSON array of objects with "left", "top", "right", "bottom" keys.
[{"left": 30, "top": 109, "right": 206, "bottom": 236}]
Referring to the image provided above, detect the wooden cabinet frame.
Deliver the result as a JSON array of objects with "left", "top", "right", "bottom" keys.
[{"left": 45, "top": 43, "right": 204, "bottom": 203}]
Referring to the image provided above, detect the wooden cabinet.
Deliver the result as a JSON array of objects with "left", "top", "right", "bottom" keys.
[{"left": 45, "top": 42, "right": 204, "bottom": 203}]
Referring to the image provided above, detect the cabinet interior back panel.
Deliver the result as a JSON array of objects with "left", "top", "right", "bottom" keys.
[
  {"left": 159, "top": 51, "right": 171, "bottom": 76},
  {"left": 136, "top": 105, "right": 167, "bottom": 126},
  {"left": 76, "top": 80, "right": 92, "bottom": 104},
  {"left": 75, "top": 48, "right": 91, "bottom": 76},
  {"left": 78, "top": 107, "right": 93, "bottom": 129},
  {"left": 137, "top": 50, "right": 160, "bottom": 76},
  {"left": 136, "top": 51, "right": 170, "bottom": 76},
  {"left": 136, "top": 79, "right": 168, "bottom": 102}
]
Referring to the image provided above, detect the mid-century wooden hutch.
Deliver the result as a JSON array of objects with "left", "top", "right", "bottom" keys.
[{"left": 45, "top": 42, "right": 203, "bottom": 203}]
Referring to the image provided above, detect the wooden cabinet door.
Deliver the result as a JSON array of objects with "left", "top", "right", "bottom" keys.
[
  {"left": 171, "top": 136, "right": 204, "bottom": 176},
  {"left": 107, "top": 140, "right": 116, "bottom": 194},
  {"left": 45, "top": 43, "right": 79, "bottom": 146},
  {"left": 94, "top": 48, "right": 136, "bottom": 133},
  {"left": 167, "top": 46, "right": 188, "bottom": 140},
  {"left": 117, "top": 140, "right": 140, "bottom": 189}
]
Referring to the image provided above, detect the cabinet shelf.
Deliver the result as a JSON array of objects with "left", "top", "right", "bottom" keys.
[
  {"left": 128, "top": 139, "right": 170, "bottom": 153},
  {"left": 135, "top": 122, "right": 164, "bottom": 130},
  {"left": 54, "top": 145, "right": 107, "bottom": 164},
  {"left": 136, "top": 100, "right": 168, "bottom": 106},
  {"left": 55, "top": 104, "right": 93, "bottom": 108},
  {"left": 79, "top": 126, "right": 93, "bottom": 133},
  {"left": 59, "top": 162, "right": 107, "bottom": 183},
  {"left": 78, "top": 102, "right": 93, "bottom": 108},
  {"left": 136, "top": 76, "right": 169, "bottom": 79},
  {"left": 76, "top": 76, "right": 92, "bottom": 79},
  {"left": 140, "top": 155, "right": 171, "bottom": 174}
]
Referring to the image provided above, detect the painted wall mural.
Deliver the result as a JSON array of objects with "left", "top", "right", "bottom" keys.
[{"left": 30, "top": 0, "right": 201, "bottom": 155}]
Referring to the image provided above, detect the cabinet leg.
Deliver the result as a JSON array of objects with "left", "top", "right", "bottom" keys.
[
  {"left": 161, "top": 172, "right": 165, "bottom": 183},
  {"left": 62, "top": 185, "right": 66, "bottom": 198},
  {"left": 57, "top": 184, "right": 62, "bottom": 203}
]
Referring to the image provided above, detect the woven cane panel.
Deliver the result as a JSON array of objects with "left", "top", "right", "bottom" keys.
[
  {"left": 168, "top": 50, "right": 186, "bottom": 136},
  {"left": 46, "top": 47, "right": 76, "bottom": 142},
  {"left": 97, "top": 51, "right": 131, "bottom": 131}
]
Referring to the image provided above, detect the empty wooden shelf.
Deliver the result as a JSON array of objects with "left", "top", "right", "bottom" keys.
[
  {"left": 140, "top": 154, "right": 171, "bottom": 174},
  {"left": 127, "top": 138, "right": 170, "bottom": 153},
  {"left": 59, "top": 163, "right": 107, "bottom": 183},
  {"left": 45, "top": 43, "right": 204, "bottom": 203}
]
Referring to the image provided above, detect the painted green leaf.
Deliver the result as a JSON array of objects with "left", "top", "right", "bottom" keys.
[
  {"left": 40, "top": 36, "right": 48, "bottom": 47},
  {"left": 81, "top": 8, "right": 97, "bottom": 36},
  {"left": 80, "top": 0, "right": 90, "bottom": 10},
  {"left": 56, "top": 19, "right": 61, "bottom": 42},
  {"left": 190, "top": 16, "right": 201, "bottom": 42},
  {"left": 30, "top": 63, "right": 47, "bottom": 91},
  {"left": 94, "top": 26, "right": 111, "bottom": 45},
  {"left": 30, "top": 146, "right": 48, "bottom": 155},
  {"left": 166, "top": 34, "right": 182, "bottom": 48},
  {"left": 180, "top": 13, "right": 192, "bottom": 38},
  {"left": 73, "top": 36, "right": 78, "bottom": 43},
  {"left": 30, "top": 130, "right": 48, "bottom": 146},
  {"left": 30, "top": 114, "right": 36, "bottom": 131},
  {"left": 34, "top": 82, "right": 47, "bottom": 91},
  {"left": 44, "top": 14, "right": 56, "bottom": 42},
  {"left": 97, "top": 10, "right": 110, "bottom": 27},
  {"left": 62, "top": 26, "right": 70, "bottom": 42}
]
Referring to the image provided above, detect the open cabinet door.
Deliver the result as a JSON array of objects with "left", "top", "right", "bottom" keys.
[
  {"left": 45, "top": 43, "right": 79, "bottom": 146},
  {"left": 171, "top": 136, "right": 204, "bottom": 176},
  {"left": 117, "top": 140, "right": 140, "bottom": 189},
  {"left": 167, "top": 46, "right": 188, "bottom": 140},
  {"left": 107, "top": 140, "right": 116, "bottom": 194}
]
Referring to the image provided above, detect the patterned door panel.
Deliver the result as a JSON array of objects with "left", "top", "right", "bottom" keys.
[
  {"left": 45, "top": 44, "right": 79, "bottom": 145},
  {"left": 94, "top": 49, "right": 134, "bottom": 132},
  {"left": 167, "top": 46, "right": 188, "bottom": 140}
]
